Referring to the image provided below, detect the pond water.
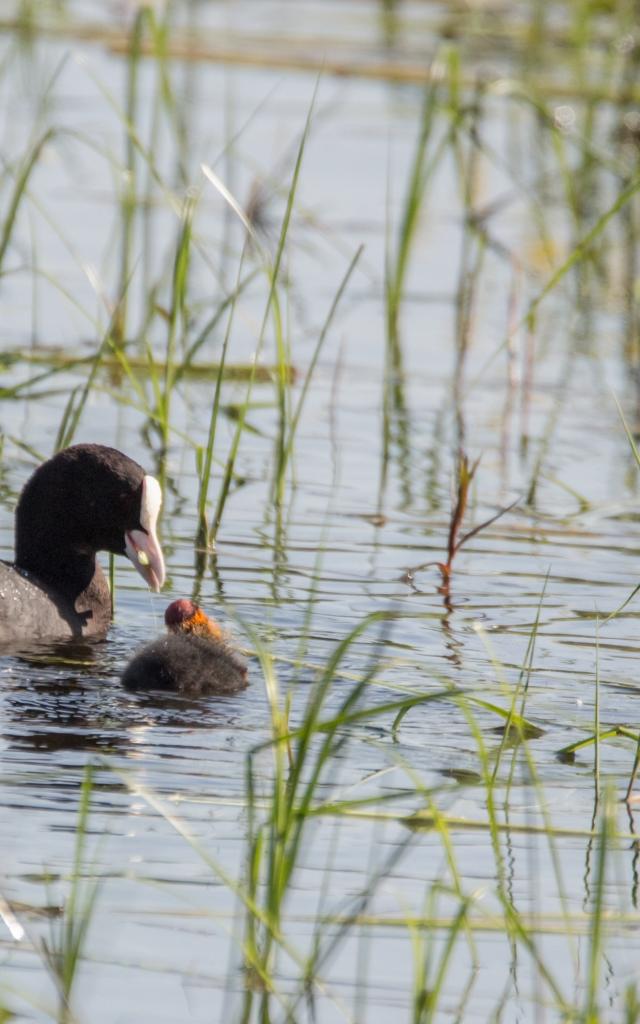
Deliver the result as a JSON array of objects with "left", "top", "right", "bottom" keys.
[{"left": 1, "top": 1, "right": 640, "bottom": 1021}]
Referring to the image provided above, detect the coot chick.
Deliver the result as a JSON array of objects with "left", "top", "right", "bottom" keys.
[
  {"left": 0, "top": 444, "right": 165, "bottom": 644},
  {"left": 121, "top": 599, "right": 248, "bottom": 695}
]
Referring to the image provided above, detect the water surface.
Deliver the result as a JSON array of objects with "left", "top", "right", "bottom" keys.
[{"left": 1, "top": 1, "right": 640, "bottom": 1020}]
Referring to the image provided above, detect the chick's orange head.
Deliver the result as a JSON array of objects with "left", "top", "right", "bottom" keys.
[{"left": 164, "top": 599, "right": 222, "bottom": 640}]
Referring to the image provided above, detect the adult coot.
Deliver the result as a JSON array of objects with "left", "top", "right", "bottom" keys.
[
  {"left": 0, "top": 444, "right": 165, "bottom": 643},
  {"left": 121, "top": 599, "right": 248, "bottom": 695}
]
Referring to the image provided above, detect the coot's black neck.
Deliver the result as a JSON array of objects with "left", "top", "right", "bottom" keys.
[
  {"left": 15, "top": 522, "right": 112, "bottom": 635},
  {"left": 15, "top": 475, "right": 107, "bottom": 608},
  {"left": 16, "top": 534, "right": 99, "bottom": 603}
]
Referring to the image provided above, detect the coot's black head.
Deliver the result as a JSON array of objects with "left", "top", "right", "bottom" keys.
[{"left": 15, "top": 444, "right": 165, "bottom": 591}]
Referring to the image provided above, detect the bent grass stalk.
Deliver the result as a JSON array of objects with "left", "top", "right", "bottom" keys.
[
  {"left": 366, "top": 744, "right": 481, "bottom": 982},
  {"left": 115, "top": 767, "right": 305, "bottom": 1018},
  {"left": 41, "top": 766, "right": 100, "bottom": 1024},
  {"left": 236, "top": 612, "right": 482, "bottom": 1015},
  {"left": 474, "top": 616, "right": 581, "bottom": 976},
  {"left": 595, "top": 396, "right": 640, "bottom": 623},
  {"left": 113, "top": 8, "right": 181, "bottom": 345},
  {"left": 382, "top": 50, "right": 468, "bottom": 494},
  {"left": 466, "top": 701, "right": 572, "bottom": 1014},
  {"left": 385, "top": 61, "right": 441, "bottom": 344},
  {"left": 200, "top": 86, "right": 317, "bottom": 536},
  {"left": 195, "top": 246, "right": 246, "bottom": 556},
  {"left": 584, "top": 792, "right": 615, "bottom": 1022},
  {"left": 114, "top": 7, "right": 147, "bottom": 345},
  {"left": 54, "top": 288, "right": 131, "bottom": 451},
  {"left": 475, "top": 167, "right": 640, "bottom": 387},
  {"left": 279, "top": 244, "right": 363, "bottom": 479},
  {"left": 156, "top": 192, "right": 195, "bottom": 453},
  {"left": 264, "top": 84, "right": 319, "bottom": 508},
  {"left": 0, "top": 127, "right": 55, "bottom": 275},
  {"left": 430, "top": 689, "right": 572, "bottom": 1013}
]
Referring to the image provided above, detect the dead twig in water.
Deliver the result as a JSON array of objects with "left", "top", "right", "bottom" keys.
[{"left": 402, "top": 451, "right": 518, "bottom": 591}]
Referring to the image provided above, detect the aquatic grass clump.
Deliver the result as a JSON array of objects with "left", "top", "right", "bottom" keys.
[
  {"left": 3, "top": 3, "right": 640, "bottom": 1021},
  {"left": 1, "top": 43, "right": 347, "bottom": 562},
  {"left": 195, "top": 96, "right": 361, "bottom": 551},
  {"left": 0, "top": 767, "right": 101, "bottom": 1024},
  {"left": 232, "top": 587, "right": 560, "bottom": 1017},
  {"left": 106, "top": 598, "right": 640, "bottom": 1021},
  {"left": 40, "top": 768, "right": 100, "bottom": 1024}
]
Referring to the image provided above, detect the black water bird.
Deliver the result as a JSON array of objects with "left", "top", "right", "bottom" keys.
[{"left": 0, "top": 444, "right": 165, "bottom": 644}]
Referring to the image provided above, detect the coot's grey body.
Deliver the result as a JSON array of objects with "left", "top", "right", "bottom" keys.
[
  {"left": 0, "top": 444, "right": 165, "bottom": 645},
  {"left": 0, "top": 562, "right": 111, "bottom": 643},
  {"left": 121, "top": 633, "right": 248, "bottom": 695}
]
